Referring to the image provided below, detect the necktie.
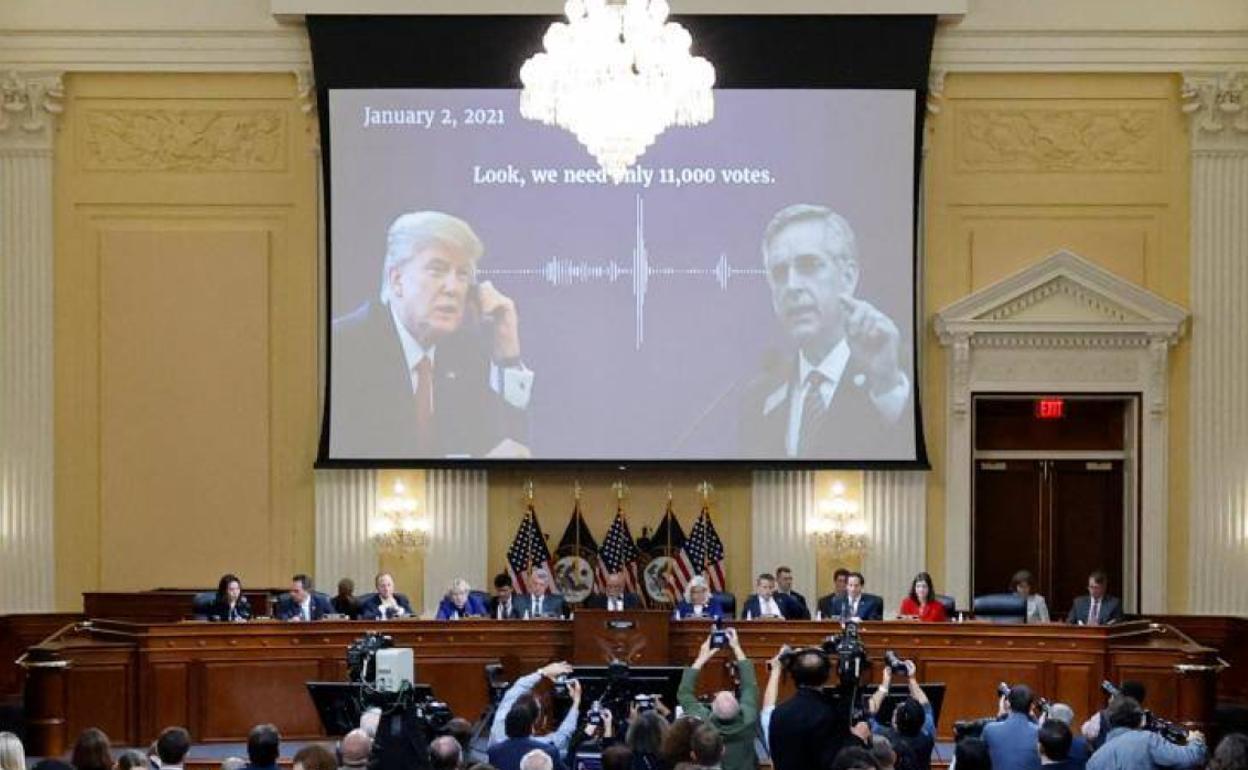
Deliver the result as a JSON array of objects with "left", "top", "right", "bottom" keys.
[
  {"left": 535, "top": 596, "right": 543, "bottom": 616},
  {"left": 302, "top": 603, "right": 310, "bottom": 622},
  {"left": 798, "top": 370, "right": 829, "bottom": 456},
  {"left": 1089, "top": 600, "right": 1100, "bottom": 626},
  {"left": 851, "top": 599, "right": 859, "bottom": 618},
  {"left": 413, "top": 357, "right": 434, "bottom": 453}
]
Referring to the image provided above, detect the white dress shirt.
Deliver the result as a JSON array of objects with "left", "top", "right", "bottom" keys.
[
  {"left": 390, "top": 303, "right": 533, "bottom": 410},
  {"left": 785, "top": 340, "right": 910, "bottom": 457}
]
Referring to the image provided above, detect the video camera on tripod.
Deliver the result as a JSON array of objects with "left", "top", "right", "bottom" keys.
[{"left": 1102, "top": 680, "right": 1189, "bottom": 744}]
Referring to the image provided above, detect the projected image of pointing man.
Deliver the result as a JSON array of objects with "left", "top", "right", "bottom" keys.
[
  {"left": 331, "top": 211, "right": 533, "bottom": 458},
  {"left": 739, "top": 204, "right": 911, "bottom": 458}
]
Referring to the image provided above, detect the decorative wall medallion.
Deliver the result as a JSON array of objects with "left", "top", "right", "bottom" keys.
[{"left": 80, "top": 108, "right": 286, "bottom": 171}]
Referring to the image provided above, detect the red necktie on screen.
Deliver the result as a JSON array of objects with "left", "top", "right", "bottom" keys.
[{"left": 413, "top": 357, "right": 434, "bottom": 453}]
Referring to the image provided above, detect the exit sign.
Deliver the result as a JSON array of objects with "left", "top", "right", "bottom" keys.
[{"left": 1035, "top": 398, "right": 1066, "bottom": 420}]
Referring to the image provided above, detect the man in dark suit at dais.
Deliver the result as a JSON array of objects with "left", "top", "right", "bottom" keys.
[
  {"left": 740, "top": 204, "right": 912, "bottom": 459},
  {"left": 331, "top": 211, "right": 534, "bottom": 459}
]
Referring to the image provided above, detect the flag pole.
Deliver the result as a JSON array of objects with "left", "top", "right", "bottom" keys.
[
  {"left": 524, "top": 479, "right": 536, "bottom": 580},
  {"left": 697, "top": 480, "right": 714, "bottom": 577}
]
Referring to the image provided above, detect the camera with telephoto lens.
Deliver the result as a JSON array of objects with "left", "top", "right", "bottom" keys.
[
  {"left": 1101, "top": 680, "right": 1189, "bottom": 744},
  {"left": 883, "top": 650, "right": 909, "bottom": 676},
  {"left": 587, "top": 700, "right": 606, "bottom": 728},
  {"left": 346, "top": 632, "right": 394, "bottom": 684},
  {"left": 831, "top": 622, "right": 870, "bottom": 687},
  {"left": 954, "top": 682, "right": 1018, "bottom": 740}
]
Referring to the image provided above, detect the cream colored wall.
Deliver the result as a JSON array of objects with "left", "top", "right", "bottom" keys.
[
  {"left": 922, "top": 73, "right": 1191, "bottom": 609},
  {"left": 53, "top": 73, "right": 319, "bottom": 609}
]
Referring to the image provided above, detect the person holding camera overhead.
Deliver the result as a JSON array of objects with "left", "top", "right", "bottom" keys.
[
  {"left": 1084, "top": 696, "right": 1205, "bottom": 770},
  {"left": 866, "top": 655, "right": 935, "bottom": 770},
  {"left": 982, "top": 685, "right": 1041, "bottom": 770},
  {"left": 489, "top": 661, "right": 582, "bottom": 756},
  {"left": 766, "top": 643, "right": 871, "bottom": 770},
  {"left": 677, "top": 627, "right": 760, "bottom": 770}
]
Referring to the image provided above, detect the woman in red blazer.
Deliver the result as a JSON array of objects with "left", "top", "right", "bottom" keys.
[{"left": 899, "top": 571, "right": 948, "bottom": 621}]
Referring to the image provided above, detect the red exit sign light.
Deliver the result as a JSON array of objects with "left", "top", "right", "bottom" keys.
[{"left": 1035, "top": 398, "right": 1066, "bottom": 419}]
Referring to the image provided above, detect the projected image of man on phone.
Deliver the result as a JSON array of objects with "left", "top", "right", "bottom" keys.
[
  {"left": 331, "top": 211, "right": 533, "bottom": 458},
  {"left": 739, "top": 204, "right": 911, "bottom": 459}
]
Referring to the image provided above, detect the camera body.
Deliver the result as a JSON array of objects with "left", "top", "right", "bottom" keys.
[
  {"left": 347, "top": 632, "right": 394, "bottom": 684},
  {"left": 883, "top": 650, "right": 909, "bottom": 676},
  {"left": 633, "top": 694, "right": 657, "bottom": 712},
  {"left": 709, "top": 618, "right": 728, "bottom": 650},
  {"left": 586, "top": 700, "right": 606, "bottom": 727},
  {"left": 1101, "top": 680, "right": 1188, "bottom": 744}
]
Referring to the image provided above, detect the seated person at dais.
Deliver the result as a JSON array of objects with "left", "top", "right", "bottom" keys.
[
  {"left": 436, "top": 577, "right": 488, "bottom": 619},
  {"left": 676, "top": 576, "right": 726, "bottom": 620},
  {"left": 898, "top": 572, "right": 947, "bottom": 623},
  {"left": 359, "top": 571, "right": 415, "bottom": 620}
]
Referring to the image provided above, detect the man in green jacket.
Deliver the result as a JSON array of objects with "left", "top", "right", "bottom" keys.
[{"left": 677, "top": 628, "right": 760, "bottom": 770}]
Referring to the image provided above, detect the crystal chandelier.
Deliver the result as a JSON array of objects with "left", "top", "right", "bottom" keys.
[
  {"left": 371, "top": 480, "right": 429, "bottom": 553},
  {"left": 520, "top": 0, "right": 715, "bottom": 183},
  {"left": 810, "top": 482, "right": 869, "bottom": 557}
]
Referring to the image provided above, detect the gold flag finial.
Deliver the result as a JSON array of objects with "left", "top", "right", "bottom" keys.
[
  {"left": 666, "top": 482, "right": 674, "bottom": 502},
  {"left": 612, "top": 480, "right": 628, "bottom": 502},
  {"left": 697, "top": 481, "right": 714, "bottom": 504},
  {"left": 523, "top": 479, "right": 535, "bottom": 503},
  {"left": 573, "top": 479, "right": 583, "bottom": 501}
]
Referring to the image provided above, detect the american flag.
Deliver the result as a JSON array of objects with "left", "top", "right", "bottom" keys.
[
  {"left": 506, "top": 504, "right": 552, "bottom": 594},
  {"left": 676, "top": 506, "right": 727, "bottom": 593},
  {"left": 597, "top": 507, "right": 643, "bottom": 597}
]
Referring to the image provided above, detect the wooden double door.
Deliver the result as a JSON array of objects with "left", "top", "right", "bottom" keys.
[
  {"left": 972, "top": 396, "right": 1133, "bottom": 618},
  {"left": 974, "top": 458, "right": 1124, "bottom": 617}
]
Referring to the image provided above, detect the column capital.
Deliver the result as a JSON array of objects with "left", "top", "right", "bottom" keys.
[
  {"left": 0, "top": 71, "right": 64, "bottom": 154},
  {"left": 1182, "top": 71, "right": 1248, "bottom": 155}
]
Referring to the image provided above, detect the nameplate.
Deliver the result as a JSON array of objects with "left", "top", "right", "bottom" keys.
[{"left": 605, "top": 619, "right": 637, "bottom": 630}]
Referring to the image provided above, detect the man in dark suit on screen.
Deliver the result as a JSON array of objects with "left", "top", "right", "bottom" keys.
[
  {"left": 331, "top": 211, "right": 534, "bottom": 459},
  {"left": 740, "top": 204, "right": 912, "bottom": 459}
]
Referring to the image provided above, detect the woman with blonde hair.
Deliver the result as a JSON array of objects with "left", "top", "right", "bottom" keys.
[
  {"left": 0, "top": 732, "right": 25, "bottom": 770},
  {"left": 435, "top": 577, "right": 488, "bottom": 619}
]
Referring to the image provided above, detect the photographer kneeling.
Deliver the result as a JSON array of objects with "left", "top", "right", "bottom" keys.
[
  {"left": 490, "top": 661, "right": 582, "bottom": 756},
  {"left": 866, "top": 657, "right": 934, "bottom": 770},
  {"left": 677, "top": 628, "right": 759, "bottom": 770},
  {"left": 1085, "top": 696, "right": 1205, "bottom": 770}
]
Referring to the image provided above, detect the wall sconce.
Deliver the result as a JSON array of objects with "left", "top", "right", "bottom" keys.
[
  {"left": 810, "top": 481, "right": 868, "bottom": 556},
  {"left": 372, "top": 479, "right": 430, "bottom": 553}
]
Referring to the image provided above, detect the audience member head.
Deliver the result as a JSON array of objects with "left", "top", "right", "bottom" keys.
[
  {"left": 514, "top": 692, "right": 541, "bottom": 723},
  {"left": 711, "top": 689, "right": 741, "bottom": 722},
  {"left": 291, "top": 745, "right": 334, "bottom": 770},
  {"left": 790, "top": 649, "right": 832, "bottom": 688},
  {"left": 528, "top": 569, "right": 551, "bottom": 596},
  {"left": 1046, "top": 702, "right": 1075, "bottom": 726},
  {"left": 219, "top": 758, "right": 246, "bottom": 770},
  {"left": 1010, "top": 569, "right": 1035, "bottom": 597},
  {"left": 518, "top": 750, "right": 552, "bottom": 770},
  {"left": 1007, "top": 684, "right": 1034, "bottom": 715},
  {"left": 216, "top": 574, "right": 242, "bottom": 604},
  {"left": 686, "top": 576, "right": 711, "bottom": 606},
  {"left": 1120, "top": 680, "right": 1147, "bottom": 705},
  {"left": 0, "top": 732, "right": 25, "bottom": 770},
  {"left": 689, "top": 724, "right": 724, "bottom": 766},
  {"left": 1209, "top": 733, "right": 1248, "bottom": 770},
  {"left": 154, "top": 727, "right": 190, "bottom": 767},
  {"left": 908, "top": 572, "right": 935, "bottom": 605},
  {"left": 246, "top": 724, "right": 281, "bottom": 768},
  {"left": 660, "top": 716, "right": 702, "bottom": 767},
  {"left": 869, "top": 735, "right": 896, "bottom": 770},
  {"left": 336, "top": 578, "right": 355, "bottom": 599},
  {"left": 290, "top": 574, "right": 312, "bottom": 604},
  {"left": 1087, "top": 570, "right": 1108, "bottom": 600},
  {"left": 953, "top": 738, "right": 991, "bottom": 770},
  {"left": 831, "top": 747, "right": 881, "bottom": 770},
  {"left": 493, "top": 572, "right": 514, "bottom": 600},
  {"left": 444, "top": 717, "right": 473, "bottom": 757},
  {"left": 1105, "top": 696, "right": 1145, "bottom": 731},
  {"left": 114, "top": 751, "right": 147, "bottom": 770},
  {"left": 754, "top": 573, "right": 776, "bottom": 599},
  {"left": 505, "top": 702, "right": 537, "bottom": 739},
  {"left": 601, "top": 746, "right": 633, "bottom": 770},
  {"left": 339, "top": 729, "right": 372, "bottom": 769},
  {"left": 427, "top": 736, "right": 461, "bottom": 770},
  {"left": 846, "top": 572, "right": 866, "bottom": 600},
  {"left": 359, "top": 707, "right": 381, "bottom": 738},
  {"left": 775, "top": 566, "right": 795, "bottom": 594},
  {"left": 1037, "top": 719, "right": 1072, "bottom": 762},
  {"left": 626, "top": 711, "right": 668, "bottom": 757},
  {"left": 834, "top": 568, "right": 851, "bottom": 596},
  {"left": 72, "top": 728, "right": 113, "bottom": 770},
  {"left": 446, "top": 577, "right": 472, "bottom": 608},
  {"left": 892, "top": 698, "right": 926, "bottom": 738}
]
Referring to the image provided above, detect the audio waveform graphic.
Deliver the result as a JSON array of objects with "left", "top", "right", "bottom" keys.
[{"left": 477, "top": 196, "right": 767, "bottom": 350}]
